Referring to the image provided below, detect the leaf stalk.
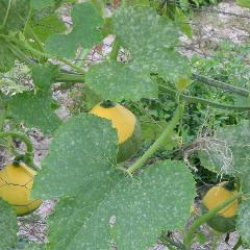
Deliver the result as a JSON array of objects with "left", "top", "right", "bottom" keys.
[{"left": 127, "top": 104, "right": 185, "bottom": 174}]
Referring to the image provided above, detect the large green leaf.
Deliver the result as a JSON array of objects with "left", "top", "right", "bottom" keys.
[
  {"left": 22, "top": 243, "right": 45, "bottom": 250},
  {"left": 0, "top": 0, "right": 30, "bottom": 31},
  {"left": 113, "top": 7, "right": 178, "bottom": 53},
  {"left": 47, "top": 160, "right": 195, "bottom": 250},
  {"left": 0, "top": 38, "right": 15, "bottom": 73},
  {"left": 0, "top": 199, "right": 18, "bottom": 249},
  {"left": 6, "top": 92, "right": 61, "bottom": 134},
  {"left": 86, "top": 6, "right": 190, "bottom": 101},
  {"left": 199, "top": 121, "right": 250, "bottom": 194},
  {"left": 47, "top": 173, "right": 120, "bottom": 250},
  {"left": 199, "top": 121, "right": 250, "bottom": 176},
  {"left": 25, "top": 13, "right": 66, "bottom": 45},
  {"left": 46, "top": 3, "right": 104, "bottom": 58},
  {"left": 86, "top": 60, "right": 157, "bottom": 101},
  {"left": 30, "top": 0, "right": 54, "bottom": 10},
  {"left": 32, "top": 63, "right": 59, "bottom": 91},
  {"left": 113, "top": 6, "right": 190, "bottom": 81},
  {"left": 237, "top": 198, "right": 250, "bottom": 246},
  {"left": 32, "top": 113, "right": 118, "bottom": 199}
]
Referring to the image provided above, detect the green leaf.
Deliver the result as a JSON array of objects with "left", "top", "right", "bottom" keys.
[
  {"left": 0, "top": 199, "right": 18, "bottom": 249},
  {"left": 6, "top": 92, "right": 61, "bottom": 134},
  {"left": 30, "top": 0, "right": 54, "bottom": 10},
  {"left": 47, "top": 160, "right": 195, "bottom": 249},
  {"left": 47, "top": 173, "right": 120, "bottom": 250},
  {"left": 237, "top": 198, "right": 250, "bottom": 246},
  {"left": 0, "top": 38, "right": 15, "bottom": 72},
  {"left": 199, "top": 121, "right": 250, "bottom": 184},
  {"left": 86, "top": 6, "right": 190, "bottom": 101},
  {"left": 25, "top": 13, "right": 66, "bottom": 44},
  {"left": 86, "top": 61, "right": 158, "bottom": 101},
  {"left": 0, "top": 0, "right": 30, "bottom": 31},
  {"left": 46, "top": 3, "right": 104, "bottom": 58},
  {"left": 32, "top": 113, "right": 118, "bottom": 199},
  {"left": 113, "top": 6, "right": 190, "bottom": 82},
  {"left": 113, "top": 7, "right": 178, "bottom": 52},
  {"left": 237, "top": 0, "right": 250, "bottom": 9},
  {"left": 22, "top": 243, "right": 45, "bottom": 250},
  {"left": 32, "top": 63, "right": 59, "bottom": 91},
  {"left": 175, "top": 8, "right": 192, "bottom": 39}
]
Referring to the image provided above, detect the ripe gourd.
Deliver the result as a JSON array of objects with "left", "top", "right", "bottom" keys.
[
  {"left": 90, "top": 101, "right": 141, "bottom": 162},
  {"left": 202, "top": 182, "right": 238, "bottom": 233},
  {"left": 0, "top": 163, "right": 42, "bottom": 216}
]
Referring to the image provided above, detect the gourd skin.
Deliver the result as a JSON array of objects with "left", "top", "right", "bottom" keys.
[
  {"left": 202, "top": 182, "right": 238, "bottom": 233},
  {"left": 90, "top": 101, "right": 142, "bottom": 162},
  {"left": 0, "top": 163, "right": 42, "bottom": 216}
]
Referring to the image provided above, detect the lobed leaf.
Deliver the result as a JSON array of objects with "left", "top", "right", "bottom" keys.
[
  {"left": 45, "top": 2, "right": 104, "bottom": 58},
  {"left": 32, "top": 63, "right": 59, "bottom": 91},
  {"left": 113, "top": 6, "right": 191, "bottom": 81},
  {"left": 30, "top": 0, "right": 55, "bottom": 10},
  {"left": 32, "top": 113, "right": 118, "bottom": 199},
  {"left": 47, "top": 160, "right": 195, "bottom": 249},
  {"left": 22, "top": 243, "right": 45, "bottom": 250},
  {"left": 6, "top": 92, "right": 61, "bottom": 134},
  {"left": 237, "top": 198, "right": 250, "bottom": 246},
  {"left": 86, "top": 60, "right": 158, "bottom": 101},
  {"left": 0, "top": 199, "right": 18, "bottom": 249},
  {"left": 25, "top": 13, "right": 66, "bottom": 46},
  {"left": 199, "top": 121, "right": 250, "bottom": 177}
]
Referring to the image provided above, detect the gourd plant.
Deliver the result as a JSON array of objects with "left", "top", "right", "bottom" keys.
[{"left": 0, "top": 0, "right": 250, "bottom": 249}]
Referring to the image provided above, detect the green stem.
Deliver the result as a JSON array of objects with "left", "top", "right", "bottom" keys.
[
  {"left": 56, "top": 72, "right": 85, "bottom": 83},
  {"left": 2, "top": 0, "right": 12, "bottom": 27},
  {"left": 26, "top": 27, "right": 45, "bottom": 53},
  {"left": 22, "top": 41, "right": 85, "bottom": 73},
  {"left": 0, "top": 131, "right": 33, "bottom": 155},
  {"left": 109, "top": 37, "right": 121, "bottom": 61},
  {"left": 57, "top": 56, "right": 86, "bottom": 74},
  {"left": 8, "top": 43, "right": 34, "bottom": 66},
  {"left": 24, "top": 9, "right": 45, "bottom": 53},
  {"left": 127, "top": 104, "right": 185, "bottom": 174},
  {"left": 160, "top": 234, "right": 185, "bottom": 250},
  {"left": 160, "top": 84, "right": 250, "bottom": 111},
  {"left": 0, "top": 109, "right": 6, "bottom": 131},
  {"left": 233, "top": 237, "right": 242, "bottom": 250},
  {"left": 183, "top": 193, "right": 242, "bottom": 249},
  {"left": 75, "top": 48, "right": 89, "bottom": 68},
  {"left": 0, "top": 131, "right": 38, "bottom": 171},
  {"left": 192, "top": 73, "right": 249, "bottom": 98},
  {"left": 3, "top": 34, "right": 86, "bottom": 74}
]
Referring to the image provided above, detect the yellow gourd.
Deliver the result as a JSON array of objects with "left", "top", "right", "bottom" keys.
[
  {"left": 90, "top": 101, "right": 141, "bottom": 162},
  {"left": 0, "top": 163, "right": 42, "bottom": 216},
  {"left": 202, "top": 182, "right": 239, "bottom": 232}
]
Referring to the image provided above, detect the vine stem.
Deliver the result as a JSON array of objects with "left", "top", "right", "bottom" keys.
[
  {"left": 183, "top": 193, "right": 242, "bottom": 249},
  {"left": 159, "top": 84, "right": 250, "bottom": 111},
  {"left": 0, "top": 131, "right": 38, "bottom": 171},
  {"left": 127, "top": 104, "right": 185, "bottom": 175},
  {"left": 1, "top": 34, "right": 85, "bottom": 74},
  {"left": 192, "top": 73, "right": 249, "bottom": 98}
]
